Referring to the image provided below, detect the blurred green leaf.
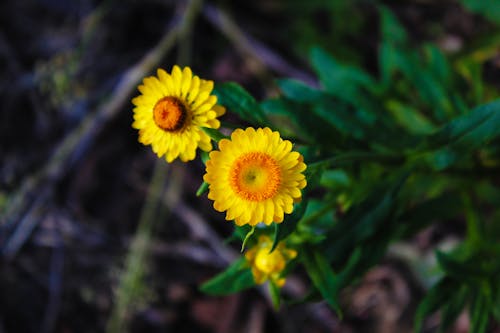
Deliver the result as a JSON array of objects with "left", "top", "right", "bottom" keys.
[
  {"left": 459, "top": 0, "right": 500, "bottom": 24},
  {"left": 272, "top": 199, "right": 308, "bottom": 252},
  {"left": 320, "top": 169, "right": 351, "bottom": 190},
  {"left": 396, "top": 192, "right": 462, "bottom": 238},
  {"left": 200, "top": 258, "right": 255, "bottom": 295},
  {"left": 439, "top": 285, "right": 468, "bottom": 333},
  {"left": 419, "top": 99, "right": 500, "bottom": 157},
  {"left": 277, "top": 78, "right": 322, "bottom": 102},
  {"left": 214, "top": 82, "right": 269, "bottom": 126},
  {"left": 414, "top": 100, "right": 500, "bottom": 171},
  {"left": 261, "top": 98, "right": 341, "bottom": 147},
  {"left": 385, "top": 100, "right": 436, "bottom": 135},
  {"left": 378, "top": 6, "right": 408, "bottom": 84},
  {"left": 302, "top": 246, "right": 342, "bottom": 316},
  {"left": 201, "top": 127, "right": 228, "bottom": 142},
  {"left": 325, "top": 170, "right": 408, "bottom": 259},
  {"left": 195, "top": 181, "right": 209, "bottom": 196},
  {"left": 310, "top": 46, "right": 375, "bottom": 102},
  {"left": 414, "top": 278, "right": 459, "bottom": 333},
  {"left": 470, "top": 288, "right": 491, "bottom": 333}
]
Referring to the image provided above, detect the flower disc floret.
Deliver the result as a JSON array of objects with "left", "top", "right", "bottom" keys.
[
  {"left": 204, "top": 127, "right": 307, "bottom": 226},
  {"left": 132, "top": 65, "right": 225, "bottom": 162}
]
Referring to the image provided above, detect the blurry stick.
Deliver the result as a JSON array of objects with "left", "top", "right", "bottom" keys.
[
  {"left": 106, "top": 160, "right": 168, "bottom": 333},
  {"left": 202, "top": 3, "right": 316, "bottom": 87},
  {"left": 0, "top": 0, "right": 193, "bottom": 256},
  {"left": 105, "top": 1, "right": 203, "bottom": 332}
]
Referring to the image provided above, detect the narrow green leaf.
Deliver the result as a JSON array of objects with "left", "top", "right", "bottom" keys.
[
  {"left": 424, "top": 44, "right": 452, "bottom": 88},
  {"left": 201, "top": 127, "right": 228, "bottom": 142},
  {"left": 272, "top": 199, "right": 308, "bottom": 252},
  {"left": 277, "top": 79, "right": 322, "bottom": 102},
  {"left": 310, "top": 46, "right": 375, "bottom": 101},
  {"left": 302, "top": 246, "right": 342, "bottom": 316},
  {"left": 439, "top": 285, "right": 468, "bottom": 333},
  {"left": 379, "top": 6, "right": 408, "bottom": 46},
  {"left": 325, "top": 170, "right": 408, "bottom": 257},
  {"left": 420, "top": 100, "right": 500, "bottom": 152},
  {"left": 414, "top": 278, "right": 458, "bottom": 333},
  {"left": 396, "top": 192, "right": 462, "bottom": 238},
  {"left": 459, "top": 0, "right": 500, "bottom": 24},
  {"left": 200, "top": 258, "right": 255, "bottom": 295},
  {"left": 260, "top": 98, "right": 340, "bottom": 147},
  {"left": 241, "top": 226, "right": 256, "bottom": 252},
  {"left": 385, "top": 100, "right": 436, "bottom": 135},
  {"left": 214, "top": 82, "right": 269, "bottom": 126},
  {"left": 470, "top": 288, "right": 491, "bottom": 333},
  {"left": 196, "top": 181, "right": 209, "bottom": 197}
]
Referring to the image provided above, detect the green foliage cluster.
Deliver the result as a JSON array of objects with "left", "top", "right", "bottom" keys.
[{"left": 201, "top": 6, "right": 500, "bottom": 332}]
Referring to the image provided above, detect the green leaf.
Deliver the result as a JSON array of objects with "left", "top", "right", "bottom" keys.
[
  {"left": 385, "top": 100, "right": 436, "bottom": 135},
  {"left": 379, "top": 6, "right": 408, "bottom": 46},
  {"left": 241, "top": 226, "right": 256, "bottom": 252},
  {"left": 470, "top": 288, "right": 491, "bottom": 333},
  {"left": 201, "top": 127, "right": 228, "bottom": 142},
  {"left": 214, "top": 82, "right": 269, "bottom": 126},
  {"left": 459, "top": 0, "right": 500, "bottom": 24},
  {"left": 424, "top": 44, "right": 452, "bottom": 88},
  {"left": 325, "top": 170, "right": 408, "bottom": 260},
  {"left": 310, "top": 46, "right": 375, "bottom": 102},
  {"left": 416, "top": 99, "right": 500, "bottom": 170},
  {"left": 277, "top": 79, "right": 322, "bottom": 102},
  {"left": 200, "top": 258, "right": 255, "bottom": 295},
  {"left": 439, "top": 285, "right": 468, "bottom": 333},
  {"left": 378, "top": 6, "right": 408, "bottom": 84},
  {"left": 301, "top": 246, "right": 342, "bottom": 316},
  {"left": 396, "top": 192, "right": 462, "bottom": 238},
  {"left": 420, "top": 99, "right": 500, "bottom": 153},
  {"left": 320, "top": 169, "right": 351, "bottom": 190},
  {"left": 436, "top": 251, "right": 478, "bottom": 281},
  {"left": 260, "top": 98, "right": 340, "bottom": 147},
  {"left": 195, "top": 181, "right": 209, "bottom": 197},
  {"left": 414, "top": 278, "right": 459, "bottom": 333},
  {"left": 272, "top": 199, "right": 308, "bottom": 252}
]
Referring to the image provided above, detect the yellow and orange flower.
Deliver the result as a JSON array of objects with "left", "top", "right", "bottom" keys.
[
  {"left": 132, "top": 65, "right": 225, "bottom": 162},
  {"left": 204, "top": 127, "right": 307, "bottom": 226},
  {"left": 245, "top": 235, "right": 297, "bottom": 287}
]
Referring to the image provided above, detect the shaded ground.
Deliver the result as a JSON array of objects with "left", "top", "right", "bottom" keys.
[{"left": 1, "top": 1, "right": 498, "bottom": 332}]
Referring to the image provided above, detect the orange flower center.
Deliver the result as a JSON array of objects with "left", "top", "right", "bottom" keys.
[
  {"left": 229, "top": 152, "right": 281, "bottom": 202},
  {"left": 153, "top": 96, "right": 187, "bottom": 132}
]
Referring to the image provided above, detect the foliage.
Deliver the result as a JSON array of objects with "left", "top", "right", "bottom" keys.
[{"left": 200, "top": 5, "right": 500, "bottom": 331}]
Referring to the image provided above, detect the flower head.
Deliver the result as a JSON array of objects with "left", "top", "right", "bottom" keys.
[
  {"left": 204, "top": 127, "right": 307, "bottom": 226},
  {"left": 245, "top": 235, "right": 297, "bottom": 287},
  {"left": 132, "top": 66, "right": 225, "bottom": 162}
]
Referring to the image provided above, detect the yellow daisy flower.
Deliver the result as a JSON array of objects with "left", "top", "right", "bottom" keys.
[
  {"left": 132, "top": 65, "right": 225, "bottom": 162},
  {"left": 204, "top": 127, "right": 307, "bottom": 226},
  {"left": 245, "top": 235, "right": 297, "bottom": 287}
]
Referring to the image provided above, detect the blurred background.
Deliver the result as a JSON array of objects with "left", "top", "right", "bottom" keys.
[{"left": 1, "top": 0, "right": 499, "bottom": 332}]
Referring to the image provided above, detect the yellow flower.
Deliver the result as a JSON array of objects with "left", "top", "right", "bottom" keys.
[
  {"left": 132, "top": 65, "right": 225, "bottom": 162},
  {"left": 245, "top": 235, "right": 297, "bottom": 287},
  {"left": 204, "top": 127, "right": 307, "bottom": 226}
]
